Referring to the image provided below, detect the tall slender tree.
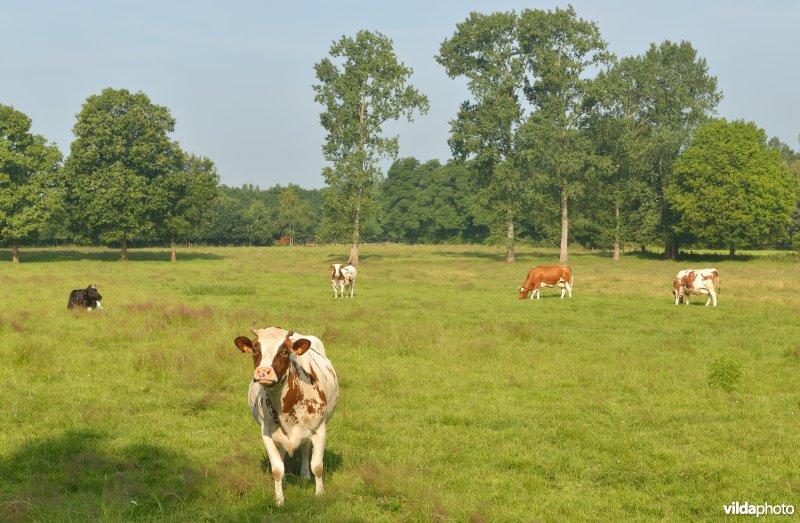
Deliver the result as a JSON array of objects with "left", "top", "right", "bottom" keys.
[
  {"left": 63, "top": 88, "right": 182, "bottom": 260},
  {"left": 517, "top": 5, "right": 613, "bottom": 263},
  {"left": 437, "top": 11, "right": 530, "bottom": 262},
  {"left": 313, "top": 30, "right": 428, "bottom": 264},
  {"left": 0, "top": 104, "right": 63, "bottom": 262},
  {"left": 588, "top": 55, "right": 657, "bottom": 260},
  {"left": 640, "top": 41, "right": 721, "bottom": 259}
]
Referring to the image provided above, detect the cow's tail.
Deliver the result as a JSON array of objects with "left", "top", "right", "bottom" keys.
[{"left": 715, "top": 270, "right": 720, "bottom": 294}]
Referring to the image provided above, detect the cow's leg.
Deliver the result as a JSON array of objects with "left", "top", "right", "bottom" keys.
[
  {"left": 332, "top": 281, "right": 338, "bottom": 298},
  {"left": 565, "top": 282, "right": 572, "bottom": 298},
  {"left": 300, "top": 440, "right": 312, "bottom": 480},
  {"left": 310, "top": 425, "right": 327, "bottom": 496},
  {"left": 261, "top": 435, "right": 286, "bottom": 506},
  {"left": 685, "top": 296, "right": 690, "bottom": 306},
  {"left": 560, "top": 285, "right": 566, "bottom": 299},
  {"left": 707, "top": 288, "right": 717, "bottom": 307},
  {"left": 349, "top": 280, "right": 355, "bottom": 297}
]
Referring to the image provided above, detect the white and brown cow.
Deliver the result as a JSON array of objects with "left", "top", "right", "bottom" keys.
[
  {"left": 234, "top": 326, "right": 339, "bottom": 506},
  {"left": 672, "top": 268, "right": 719, "bottom": 307},
  {"left": 330, "top": 263, "right": 357, "bottom": 298},
  {"left": 519, "top": 265, "right": 574, "bottom": 300}
]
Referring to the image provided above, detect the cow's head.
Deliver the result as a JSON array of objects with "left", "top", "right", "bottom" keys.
[
  {"left": 85, "top": 284, "right": 102, "bottom": 302},
  {"left": 672, "top": 278, "right": 684, "bottom": 303},
  {"left": 519, "top": 286, "right": 530, "bottom": 300},
  {"left": 234, "top": 327, "right": 312, "bottom": 387},
  {"left": 330, "top": 264, "right": 342, "bottom": 280}
]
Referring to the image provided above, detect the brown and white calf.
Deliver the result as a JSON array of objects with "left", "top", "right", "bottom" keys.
[
  {"left": 672, "top": 268, "right": 719, "bottom": 307},
  {"left": 234, "top": 326, "right": 339, "bottom": 506},
  {"left": 519, "top": 265, "right": 573, "bottom": 299},
  {"left": 330, "top": 263, "right": 357, "bottom": 298}
]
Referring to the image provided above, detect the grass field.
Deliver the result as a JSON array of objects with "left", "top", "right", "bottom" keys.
[{"left": 1, "top": 244, "right": 798, "bottom": 522}]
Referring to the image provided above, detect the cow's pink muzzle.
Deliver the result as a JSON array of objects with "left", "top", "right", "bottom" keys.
[{"left": 254, "top": 366, "right": 277, "bottom": 385}]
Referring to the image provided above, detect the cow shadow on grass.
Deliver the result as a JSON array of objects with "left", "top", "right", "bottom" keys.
[
  {"left": 259, "top": 449, "right": 344, "bottom": 487},
  {"left": 0, "top": 249, "right": 224, "bottom": 263},
  {"left": 0, "top": 429, "right": 206, "bottom": 522}
]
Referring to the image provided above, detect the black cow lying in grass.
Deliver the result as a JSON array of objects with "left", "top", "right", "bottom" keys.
[{"left": 67, "top": 284, "right": 103, "bottom": 310}]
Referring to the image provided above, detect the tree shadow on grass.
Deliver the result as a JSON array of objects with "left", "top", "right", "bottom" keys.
[
  {"left": 0, "top": 249, "right": 224, "bottom": 263},
  {"left": 433, "top": 248, "right": 596, "bottom": 262},
  {"left": 630, "top": 250, "right": 756, "bottom": 263},
  {"left": 324, "top": 253, "right": 385, "bottom": 263},
  {"left": 0, "top": 429, "right": 206, "bottom": 521}
]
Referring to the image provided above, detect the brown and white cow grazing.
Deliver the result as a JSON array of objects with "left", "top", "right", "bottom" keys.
[
  {"left": 330, "top": 263, "right": 357, "bottom": 298},
  {"left": 672, "top": 268, "right": 719, "bottom": 307},
  {"left": 519, "top": 265, "right": 573, "bottom": 300},
  {"left": 234, "top": 326, "right": 339, "bottom": 506}
]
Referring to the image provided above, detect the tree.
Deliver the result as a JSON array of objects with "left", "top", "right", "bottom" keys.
[
  {"left": 587, "top": 55, "right": 659, "bottom": 260},
  {"left": 276, "top": 187, "right": 313, "bottom": 245},
  {"left": 768, "top": 137, "right": 800, "bottom": 249},
  {"left": 668, "top": 119, "right": 799, "bottom": 258},
  {"left": 517, "top": 5, "right": 613, "bottom": 263},
  {"left": 313, "top": 30, "right": 429, "bottom": 264},
  {"left": 63, "top": 88, "right": 182, "bottom": 260},
  {"left": 437, "top": 11, "right": 530, "bottom": 262},
  {"left": 204, "top": 192, "right": 247, "bottom": 245},
  {"left": 381, "top": 158, "right": 481, "bottom": 243},
  {"left": 243, "top": 200, "right": 274, "bottom": 246},
  {"left": 640, "top": 41, "right": 721, "bottom": 259},
  {"left": 153, "top": 153, "right": 219, "bottom": 261},
  {"left": 0, "top": 104, "right": 63, "bottom": 262}
]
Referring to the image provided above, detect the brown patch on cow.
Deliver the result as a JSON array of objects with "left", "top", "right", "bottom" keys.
[
  {"left": 681, "top": 271, "right": 696, "bottom": 289},
  {"left": 326, "top": 365, "right": 337, "bottom": 380},
  {"left": 270, "top": 344, "right": 291, "bottom": 382},
  {"left": 282, "top": 371, "right": 304, "bottom": 420}
]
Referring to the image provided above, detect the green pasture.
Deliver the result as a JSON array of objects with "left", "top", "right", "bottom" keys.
[{"left": 1, "top": 245, "right": 798, "bottom": 522}]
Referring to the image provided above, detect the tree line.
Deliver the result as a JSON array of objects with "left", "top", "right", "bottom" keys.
[{"left": 2, "top": 6, "right": 799, "bottom": 262}]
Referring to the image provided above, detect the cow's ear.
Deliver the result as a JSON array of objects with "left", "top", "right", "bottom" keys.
[
  {"left": 234, "top": 336, "right": 255, "bottom": 353},
  {"left": 291, "top": 338, "right": 312, "bottom": 356}
]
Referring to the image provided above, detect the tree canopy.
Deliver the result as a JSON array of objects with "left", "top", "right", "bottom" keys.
[
  {"left": 63, "top": 88, "right": 183, "bottom": 260},
  {"left": 669, "top": 119, "right": 799, "bottom": 257}
]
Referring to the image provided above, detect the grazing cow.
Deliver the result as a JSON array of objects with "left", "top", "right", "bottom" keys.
[
  {"left": 67, "top": 284, "right": 103, "bottom": 310},
  {"left": 672, "top": 268, "right": 719, "bottom": 307},
  {"left": 519, "top": 265, "right": 574, "bottom": 300},
  {"left": 330, "top": 263, "right": 357, "bottom": 298},
  {"left": 234, "top": 326, "right": 339, "bottom": 506}
]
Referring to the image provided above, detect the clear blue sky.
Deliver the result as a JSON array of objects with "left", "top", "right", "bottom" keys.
[{"left": 2, "top": 1, "right": 798, "bottom": 189}]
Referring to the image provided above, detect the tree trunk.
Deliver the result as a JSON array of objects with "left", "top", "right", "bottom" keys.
[
  {"left": 505, "top": 193, "right": 515, "bottom": 263},
  {"left": 171, "top": 234, "right": 177, "bottom": 262},
  {"left": 559, "top": 185, "right": 569, "bottom": 264},
  {"left": 350, "top": 187, "right": 362, "bottom": 265},
  {"left": 613, "top": 204, "right": 621, "bottom": 261},
  {"left": 121, "top": 237, "right": 129, "bottom": 261},
  {"left": 729, "top": 247, "right": 736, "bottom": 259},
  {"left": 12, "top": 244, "right": 19, "bottom": 263}
]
